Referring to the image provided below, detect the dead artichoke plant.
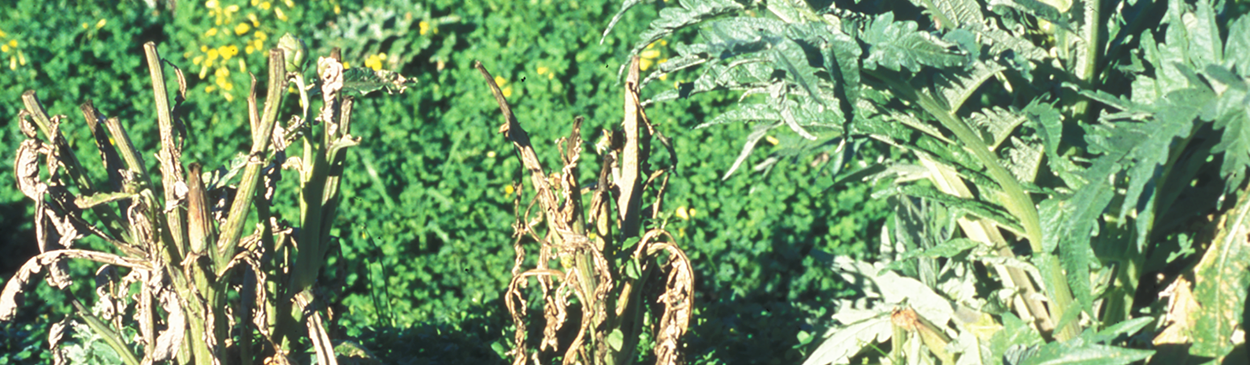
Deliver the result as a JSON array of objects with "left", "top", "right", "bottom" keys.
[
  {"left": 0, "top": 38, "right": 410, "bottom": 365},
  {"left": 478, "top": 57, "right": 695, "bottom": 365}
]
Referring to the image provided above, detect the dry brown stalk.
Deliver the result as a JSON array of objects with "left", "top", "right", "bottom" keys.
[{"left": 479, "top": 57, "right": 694, "bottom": 365}]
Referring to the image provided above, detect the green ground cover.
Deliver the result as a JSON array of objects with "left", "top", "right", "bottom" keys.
[{"left": 0, "top": 1, "right": 886, "bottom": 363}]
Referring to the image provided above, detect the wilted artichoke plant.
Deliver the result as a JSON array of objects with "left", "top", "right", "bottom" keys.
[{"left": 1, "top": 37, "right": 412, "bottom": 365}]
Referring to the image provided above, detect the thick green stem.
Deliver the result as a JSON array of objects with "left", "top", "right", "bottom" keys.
[{"left": 217, "top": 49, "right": 287, "bottom": 267}]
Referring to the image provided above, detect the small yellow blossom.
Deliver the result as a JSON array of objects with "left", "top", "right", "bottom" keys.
[
  {"left": 284, "top": 0, "right": 293, "bottom": 7},
  {"left": 275, "top": 7, "right": 288, "bottom": 21},
  {"left": 419, "top": 21, "right": 430, "bottom": 35},
  {"left": 689, "top": 208, "right": 697, "bottom": 218},
  {"left": 0, "top": 30, "right": 6, "bottom": 38},
  {"left": 247, "top": 13, "right": 260, "bottom": 27},
  {"left": 494, "top": 76, "right": 507, "bottom": 87},
  {"left": 676, "top": 206, "right": 689, "bottom": 220},
  {"left": 215, "top": 67, "right": 230, "bottom": 78},
  {"left": 334, "top": 4, "right": 340, "bottom": 14},
  {"left": 254, "top": 30, "right": 267, "bottom": 41},
  {"left": 8, "top": 40, "right": 16, "bottom": 48},
  {"left": 260, "top": 1, "right": 271, "bottom": 10},
  {"left": 659, "top": 73, "right": 668, "bottom": 81},
  {"left": 1, "top": 45, "right": 7, "bottom": 53},
  {"left": 193, "top": 55, "right": 204, "bottom": 65},
  {"left": 246, "top": 45, "right": 255, "bottom": 54},
  {"left": 95, "top": 19, "right": 107, "bottom": 29},
  {"left": 10, "top": 56, "right": 17, "bottom": 70},
  {"left": 82, "top": 22, "right": 89, "bottom": 30},
  {"left": 234, "top": 22, "right": 250, "bottom": 35},
  {"left": 502, "top": 86, "right": 513, "bottom": 98},
  {"left": 504, "top": 184, "right": 515, "bottom": 196},
  {"left": 206, "top": 0, "right": 218, "bottom": 8},
  {"left": 765, "top": 135, "right": 780, "bottom": 145},
  {"left": 536, "top": 66, "right": 549, "bottom": 75},
  {"left": 204, "top": 27, "right": 218, "bottom": 37}
]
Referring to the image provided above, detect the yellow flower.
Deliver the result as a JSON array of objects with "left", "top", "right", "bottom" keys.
[
  {"left": 254, "top": 31, "right": 267, "bottom": 41},
  {"left": 259, "top": 1, "right": 271, "bottom": 10},
  {"left": 275, "top": 7, "right": 288, "bottom": 21},
  {"left": 365, "top": 54, "right": 384, "bottom": 71},
  {"left": 0, "top": 30, "right": 6, "bottom": 38},
  {"left": 204, "top": 27, "right": 218, "bottom": 37},
  {"left": 234, "top": 22, "right": 250, "bottom": 35},
  {"left": 81, "top": 22, "right": 89, "bottom": 30},
  {"left": 206, "top": 0, "right": 218, "bottom": 9},
  {"left": 8, "top": 40, "right": 16, "bottom": 48},
  {"left": 245, "top": 45, "right": 255, "bottom": 54},
  {"left": 765, "top": 135, "right": 780, "bottom": 145},
  {"left": 536, "top": 66, "right": 549, "bottom": 75},
  {"left": 283, "top": 0, "right": 293, "bottom": 7},
  {"left": 247, "top": 13, "right": 260, "bottom": 27},
  {"left": 504, "top": 184, "right": 515, "bottom": 196},
  {"left": 502, "top": 86, "right": 513, "bottom": 98},
  {"left": 676, "top": 206, "right": 689, "bottom": 220},
  {"left": 0, "top": 45, "right": 7, "bottom": 53},
  {"left": 494, "top": 76, "right": 507, "bottom": 88},
  {"left": 334, "top": 4, "right": 340, "bottom": 14},
  {"left": 419, "top": 21, "right": 430, "bottom": 35},
  {"left": 639, "top": 49, "right": 661, "bottom": 71},
  {"left": 95, "top": 19, "right": 107, "bottom": 29},
  {"left": 215, "top": 66, "right": 230, "bottom": 78}
]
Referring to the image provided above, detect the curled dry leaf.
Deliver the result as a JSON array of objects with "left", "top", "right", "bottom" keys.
[
  {"left": 148, "top": 289, "right": 186, "bottom": 363},
  {"left": 50, "top": 316, "right": 73, "bottom": 365}
]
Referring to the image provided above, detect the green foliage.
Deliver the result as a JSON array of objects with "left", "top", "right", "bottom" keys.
[
  {"left": 610, "top": 0, "right": 1250, "bottom": 363},
  {"left": 3, "top": 1, "right": 890, "bottom": 364}
]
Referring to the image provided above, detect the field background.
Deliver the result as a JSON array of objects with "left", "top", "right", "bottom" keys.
[{"left": 0, "top": 1, "right": 887, "bottom": 363}]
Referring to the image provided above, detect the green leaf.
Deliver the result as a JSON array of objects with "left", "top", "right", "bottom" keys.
[
  {"left": 988, "top": 313, "right": 1044, "bottom": 362},
  {"left": 861, "top": 13, "right": 969, "bottom": 73},
  {"left": 935, "top": 60, "right": 1005, "bottom": 113},
  {"left": 1226, "top": 16, "right": 1250, "bottom": 77},
  {"left": 1082, "top": 316, "right": 1153, "bottom": 344},
  {"left": 1190, "top": 189, "right": 1250, "bottom": 357},
  {"left": 909, "top": 0, "right": 984, "bottom": 30},
  {"left": 801, "top": 314, "right": 893, "bottom": 365},
  {"left": 1019, "top": 339, "right": 1153, "bottom": 365},
  {"left": 607, "top": 328, "right": 625, "bottom": 351},
  {"left": 340, "top": 68, "right": 416, "bottom": 97},
  {"left": 1205, "top": 73, "right": 1250, "bottom": 194},
  {"left": 623, "top": 0, "right": 744, "bottom": 57}
]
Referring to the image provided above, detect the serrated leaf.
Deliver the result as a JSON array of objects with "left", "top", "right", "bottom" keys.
[
  {"left": 909, "top": 0, "right": 985, "bottom": 30},
  {"left": 1001, "top": 136, "right": 1043, "bottom": 183},
  {"left": 1226, "top": 16, "right": 1250, "bottom": 76},
  {"left": 967, "top": 106, "right": 1026, "bottom": 150},
  {"left": 623, "top": 0, "right": 744, "bottom": 57},
  {"left": 1018, "top": 339, "right": 1153, "bottom": 365},
  {"left": 340, "top": 68, "right": 416, "bottom": 97},
  {"left": 862, "top": 12, "right": 970, "bottom": 72},
  {"left": 1207, "top": 80, "right": 1250, "bottom": 194},
  {"left": 1189, "top": 188, "right": 1250, "bottom": 358},
  {"left": 936, "top": 59, "right": 1006, "bottom": 113},
  {"left": 1083, "top": 316, "right": 1153, "bottom": 344},
  {"left": 988, "top": 313, "right": 1045, "bottom": 361},
  {"left": 880, "top": 183, "right": 1025, "bottom": 235},
  {"left": 802, "top": 314, "right": 893, "bottom": 365}
]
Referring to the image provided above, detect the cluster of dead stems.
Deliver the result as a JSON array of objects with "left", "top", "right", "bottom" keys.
[
  {"left": 476, "top": 57, "right": 695, "bottom": 365},
  {"left": 0, "top": 38, "right": 398, "bottom": 364}
]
